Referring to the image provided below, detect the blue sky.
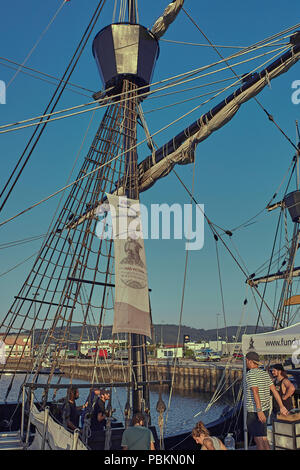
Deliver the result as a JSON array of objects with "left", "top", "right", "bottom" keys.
[{"left": 0, "top": 0, "right": 300, "bottom": 333}]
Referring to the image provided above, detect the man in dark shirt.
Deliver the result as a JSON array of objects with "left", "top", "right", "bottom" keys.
[
  {"left": 63, "top": 387, "right": 80, "bottom": 431},
  {"left": 271, "top": 364, "right": 295, "bottom": 419},
  {"left": 90, "top": 389, "right": 110, "bottom": 432}
]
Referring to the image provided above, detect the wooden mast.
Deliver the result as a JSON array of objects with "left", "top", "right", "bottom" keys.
[{"left": 125, "top": 0, "right": 150, "bottom": 419}]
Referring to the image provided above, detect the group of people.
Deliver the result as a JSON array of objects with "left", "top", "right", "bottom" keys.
[
  {"left": 61, "top": 353, "right": 296, "bottom": 451},
  {"left": 62, "top": 387, "right": 111, "bottom": 434},
  {"left": 244, "top": 351, "right": 295, "bottom": 450},
  {"left": 191, "top": 352, "right": 296, "bottom": 451},
  {"left": 61, "top": 386, "right": 155, "bottom": 450}
]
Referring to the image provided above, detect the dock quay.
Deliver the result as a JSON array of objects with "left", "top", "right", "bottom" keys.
[
  {"left": 3, "top": 359, "right": 243, "bottom": 395},
  {"left": 59, "top": 360, "right": 243, "bottom": 396}
]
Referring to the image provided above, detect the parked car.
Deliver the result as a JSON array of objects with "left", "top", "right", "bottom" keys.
[
  {"left": 86, "top": 348, "right": 109, "bottom": 360},
  {"left": 233, "top": 352, "right": 243, "bottom": 359},
  {"left": 209, "top": 352, "right": 221, "bottom": 362},
  {"left": 114, "top": 349, "right": 128, "bottom": 360},
  {"left": 194, "top": 351, "right": 221, "bottom": 362},
  {"left": 65, "top": 350, "right": 86, "bottom": 359},
  {"left": 194, "top": 352, "right": 209, "bottom": 362}
]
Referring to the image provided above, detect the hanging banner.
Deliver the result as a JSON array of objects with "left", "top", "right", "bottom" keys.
[
  {"left": 242, "top": 322, "right": 300, "bottom": 357},
  {"left": 106, "top": 193, "right": 151, "bottom": 338}
]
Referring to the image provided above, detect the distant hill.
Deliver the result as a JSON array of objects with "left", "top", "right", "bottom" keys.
[
  {"left": 32, "top": 324, "right": 272, "bottom": 345},
  {"left": 152, "top": 324, "right": 272, "bottom": 345}
]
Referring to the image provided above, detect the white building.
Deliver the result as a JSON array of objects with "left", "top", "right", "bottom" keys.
[
  {"left": 0, "top": 334, "right": 32, "bottom": 358},
  {"left": 156, "top": 346, "right": 183, "bottom": 359},
  {"left": 221, "top": 342, "right": 242, "bottom": 356},
  {"left": 80, "top": 339, "right": 127, "bottom": 355},
  {"left": 185, "top": 342, "right": 207, "bottom": 351},
  {"left": 208, "top": 340, "right": 226, "bottom": 352}
]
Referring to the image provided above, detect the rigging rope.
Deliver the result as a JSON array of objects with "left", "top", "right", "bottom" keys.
[
  {"left": 143, "top": 85, "right": 240, "bottom": 115},
  {"left": 192, "top": 287, "right": 252, "bottom": 421},
  {"left": 172, "top": 168, "right": 278, "bottom": 324},
  {"left": 0, "top": 251, "right": 39, "bottom": 278},
  {"left": 0, "top": 45, "right": 291, "bottom": 234},
  {"left": 182, "top": 7, "right": 300, "bottom": 154},
  {"left": 0, "top": 58, "right": 95, "bottom": 98},
  {"left": 214, "top": 238, "right": 228, "bottom": 342},
  {"left": 179, "top": 6, "right": 300, "bottom": 329},
  {"left": 230, "top": 156, "right": 296, "bottom": 233},
  {"left": 0, "top": 86, "right": 143, "bottom": 407},
  {"left": 7, "top": 0, "right": 67, "bottom": 88},
  {"left": 0, "top": 234, "right": 46, "bottom": 250},
  {"left": 0, "top": 108, "right": 106, "bottom": 397},
  {"left": 160, "top": 38, "right": 289, "bottom": 49},
  {"left": 0, "top": 0, "right": 107, "bottom": 215},
  {"left": 254, "top": 159, "right": 297, "bottom": 331},
  {"left": 0, "top": 44, "right": 288, "bottom": 134},
  {"left": 163, "top": 150, "right": 197, "bottom": 434}
]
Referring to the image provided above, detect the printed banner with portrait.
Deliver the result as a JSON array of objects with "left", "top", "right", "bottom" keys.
[{"left": 107, "top": 194, "right": 151, "bottom": 338}]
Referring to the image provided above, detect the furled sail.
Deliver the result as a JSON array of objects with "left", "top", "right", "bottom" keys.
[
  {"left": 137, "top": 41, "right": 300, "bottom": 193},
  {"left": 106, "top": 194, "right": 151, "bottom": 338},
  {"left": 151, "top": 0, "right": 184, "bottom": 39},
  {"left": 246, "top": 266, "right": 300, "bottom": 287},
  {"left": 284, "top": 295, "right": 300, "bottom": 306}
]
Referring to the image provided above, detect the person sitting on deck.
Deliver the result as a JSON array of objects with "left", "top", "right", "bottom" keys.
[
  {"left": 192, "top": 421, "right": 227, "bottom": 450},
  {"left": 121, "top": 413, "right": 155, "bottom": 450}
]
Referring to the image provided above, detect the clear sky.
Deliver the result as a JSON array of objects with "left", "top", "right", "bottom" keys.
[{"left": 0, "top": 0, "right": 300, "bottom": 333}]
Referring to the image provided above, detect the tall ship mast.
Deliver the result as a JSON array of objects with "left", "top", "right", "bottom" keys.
[
  {"left": 91, "top": 0, "right": 159, "bottom": 418},
  {"left": 247, "top": 166, "right": 300, "bottom": 330}
]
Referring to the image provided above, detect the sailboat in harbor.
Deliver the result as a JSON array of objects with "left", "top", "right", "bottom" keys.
[{"left": 1, "top": 0, "right": 300, "bottom": 450}]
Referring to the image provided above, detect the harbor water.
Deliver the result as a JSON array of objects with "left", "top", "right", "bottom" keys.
[{"left": 0, "top": 373, "right": 234, "bottom": 436}]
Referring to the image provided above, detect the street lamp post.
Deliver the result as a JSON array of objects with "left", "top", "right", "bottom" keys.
[
  {"left": 32, "top": 292, "right": 40, "bottom": 357},
  {"left": 216, "top": 314, "right": 221, "bottom": 353},
  {"left": 160, "top": 321, "right": 165, "bottom": 348}
]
